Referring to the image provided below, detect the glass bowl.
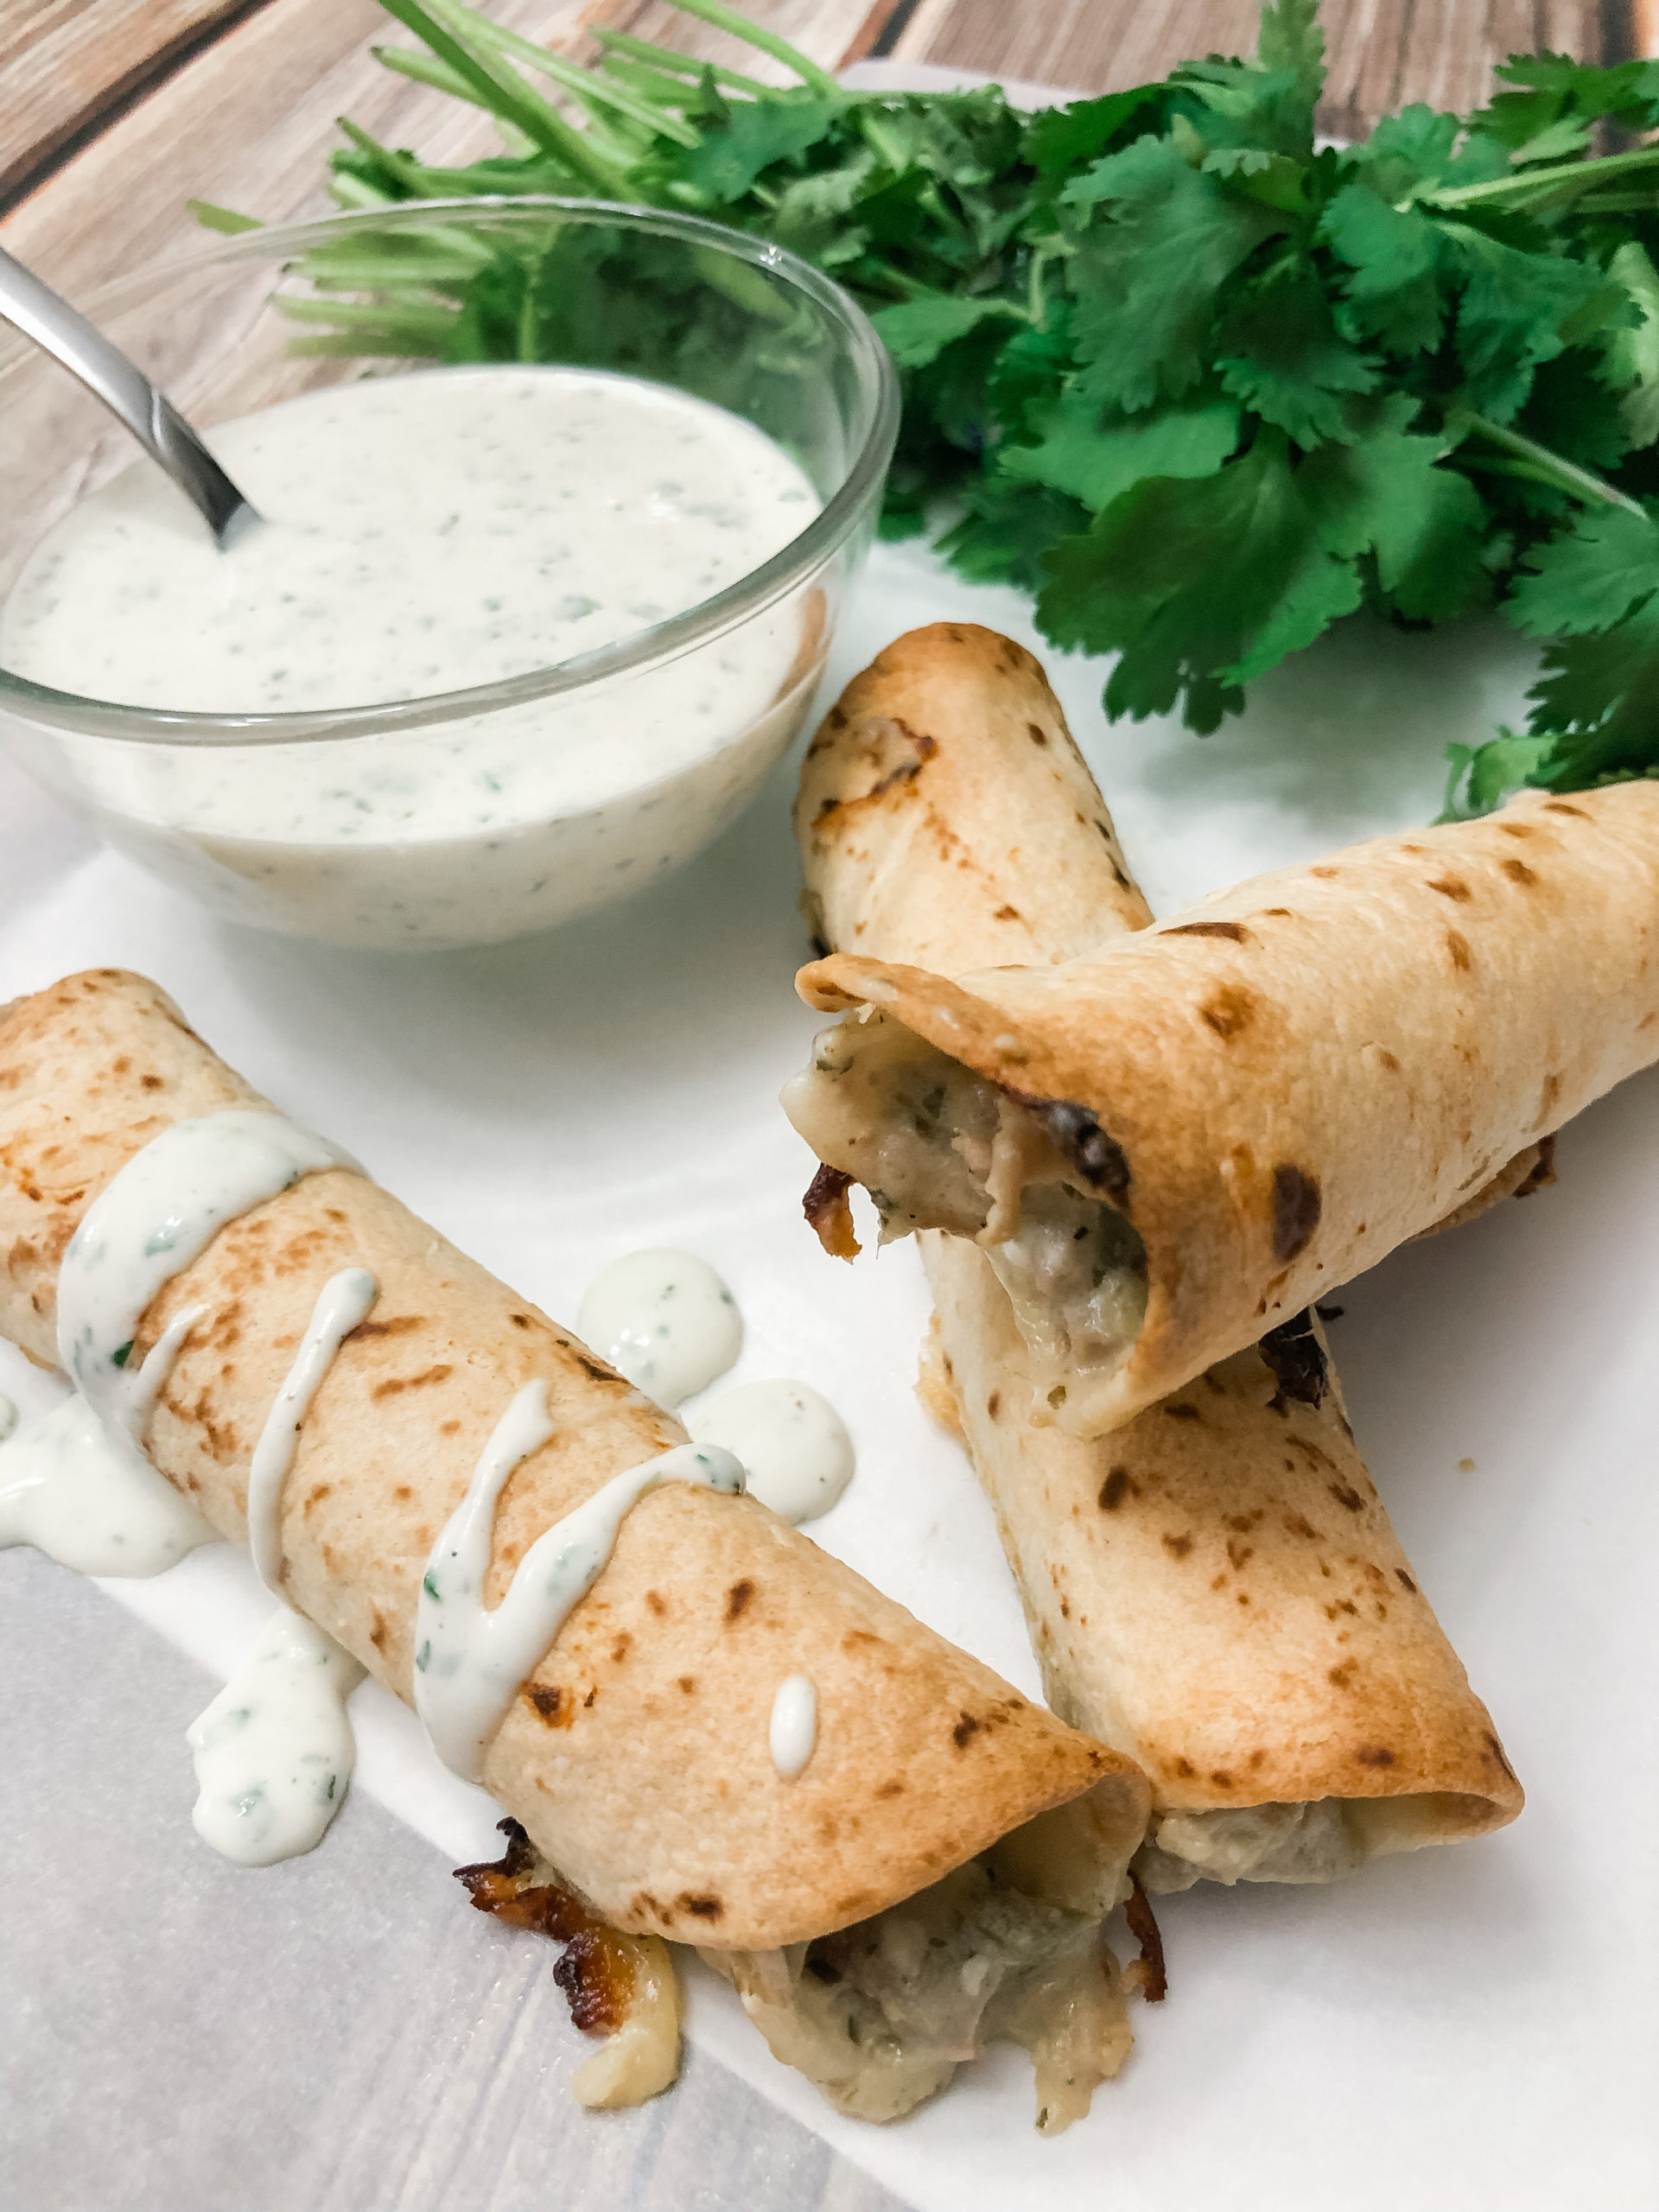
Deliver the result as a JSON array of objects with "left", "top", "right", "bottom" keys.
[{"left": 0, "top": 200, "right": 898, "bottom": 950}]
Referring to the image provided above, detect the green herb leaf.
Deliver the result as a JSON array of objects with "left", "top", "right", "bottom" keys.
[
  {"left": 871, "top": 294, "right": 1020, "bottom": 370},
  {"left": 1001, "top": 386, "right": 1241, "bottom": 510}
]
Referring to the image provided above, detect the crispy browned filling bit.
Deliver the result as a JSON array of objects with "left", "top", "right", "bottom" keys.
[
  {"left": 783, "top": 1013, "right": 1149, "bottom": 1414},
  {"left": 457, "top": 1820, "right": 681, "bottom": 2110}
]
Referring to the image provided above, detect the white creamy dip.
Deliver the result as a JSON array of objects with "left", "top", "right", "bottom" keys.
[
  {"left": 188, "top": 1605, "right": 365, "bottom": 1866},
  {"left": 2, "top": 368, "right": 824, "bottom": 949},
  {"left": 575, "top": 1249, "right": 742, "bottom": 1409},
  {"left": 690, "top": 1381, "right": 854, "bottom": 1525},
  {"left": 769, "top": 1672, "right": 818, "bottom": 1780},
  {"left": 414, "top": 1378, "right": 745, "bottom": 1780}
]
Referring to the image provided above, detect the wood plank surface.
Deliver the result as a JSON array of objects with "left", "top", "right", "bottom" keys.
[
  {"left": 3, "top": 0, "right": 1635, "bottom": 289},
  {"left": 0, "top": 0, "right": 274, "bottom": 204}
]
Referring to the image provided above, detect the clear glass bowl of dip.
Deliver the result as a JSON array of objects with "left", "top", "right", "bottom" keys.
[{"left": 0, "top": 201, "right": 898, "bottom": 950}]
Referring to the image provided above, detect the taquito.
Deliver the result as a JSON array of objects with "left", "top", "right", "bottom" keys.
[
  {"left": 786, "top": 771, "right": 1659, "bottom": 1436},
  {"left": 794, "top": 625, "right": 1522, "bottom": 1884},
  {"left": 0, "top": 968, "right": 1150, "bottom": 2127}
]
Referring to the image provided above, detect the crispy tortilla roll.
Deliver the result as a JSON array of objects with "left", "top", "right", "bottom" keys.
[
  {"left": 796, "top": 625, "right": 1522, "bottom": 1881},
  {"left": 788, "top": 772, "right": 1659, "bottom": 1436},
  {"left": 0, "top": 969, "right": 1146, "bottom": 1974}
]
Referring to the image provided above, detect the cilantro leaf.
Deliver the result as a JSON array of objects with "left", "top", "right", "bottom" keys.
[
  {"left": 1024, "top": 88, "right": 1166, "bottom": 183},
  {"left": 1505, "top": 502, "right": 1659, "bottom": 637},
  {"left": 1001, "top": 385, "right": 1240, "bottom": 509},
  {"left": 1319, "top": 184, "right": 1447, "bottom": 355},
  {"left": 671, "top": 96, "right": 842, "bottom": 203},
  {"left": 1300, "top": 409, "right": 1490, "bottom": 618},
  {"left": 1446, "top": 225, "right": 1627, "bottom": 423},
  {"left": 1036, "top": 434, "right": 1357, "bottom": 729},
  {"left": 936, "top": 475, "right": 1090, "bottom": 594},
  {"left": 1605, "top": 241, "right": 1659, "bottom": 451},
  {"left": 1215, "top": 271, "right": 1379, "bottom": 446},
  {"left": 871, "top": 294, "right": 1019, "bottom": 370},
  {"left": 1066, "top": 137, "right": 1284, "bottom": 411}
]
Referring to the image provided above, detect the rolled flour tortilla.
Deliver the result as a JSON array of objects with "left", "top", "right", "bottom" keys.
[
  {"left": 794, "top": 624, "right": 1523, "bottom": 1882},
  {"left": 788, "top": 766, "right": 1659, "bottom": 1437},
  {"left": 0, "top": 967, "right": 1150, "bottom": 2126}
]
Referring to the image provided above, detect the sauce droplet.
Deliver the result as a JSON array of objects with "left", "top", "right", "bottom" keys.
[
  {"left": 770, "top": 1673, "right": 817, "bottom": 1780},
  {"left": 689, "top": 1380, "right": 853, "bottom": 1525},
  {"left": 575, "top": 1249, "right": 741, "bottom": 1408},
  {"left": 247, "top": 1268, "right": 378, "bottom": 1592}
]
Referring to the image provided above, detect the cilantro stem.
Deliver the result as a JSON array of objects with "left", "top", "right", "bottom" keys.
[
  {"left": 1423, "top": 142, "right": 1659, "bottom": 209},
  {"left": 655, "top": 0, "right": 841, "bottom": 99},
  {"left": 591, "top": 29, "right": 772, "bottom": 100},
  {"left": 378, "top": 0, "right": 634, "bottom": 196},
  {"left": 429, "top": 0, "right": 701, "bottom": 149},
  {"left": 1446, "top": 408, "right": 1647, "bottom": 518}
]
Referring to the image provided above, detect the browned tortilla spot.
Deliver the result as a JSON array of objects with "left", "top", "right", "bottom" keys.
[{"left": 1270, "top": 1164, "right": 1322, "bottom": 1262}]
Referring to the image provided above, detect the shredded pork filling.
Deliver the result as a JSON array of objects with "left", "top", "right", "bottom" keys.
[
  {"left": 783, "top": 1017, "right": 1147, "bottom": 1407},
  {"left": 1133, "top": 1801, "right": 1364, "bottom": 1893},
  {"left": 702, "top": 1790, "right": 1146, "bottom": 2133}
]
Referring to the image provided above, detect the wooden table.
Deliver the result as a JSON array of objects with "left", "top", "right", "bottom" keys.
[
  {"left": 4, "top": 0, "right": 1649, "bottom": 286},
  {"left": 0, "top": 6, "right": 1650, "bottom": 2211}
]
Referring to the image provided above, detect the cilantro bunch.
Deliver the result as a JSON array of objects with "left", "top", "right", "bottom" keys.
[{"left": 208, "top": 0, "right": 1659, "bottom": 806}]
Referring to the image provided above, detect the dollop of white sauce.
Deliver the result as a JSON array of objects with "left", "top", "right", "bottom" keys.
[
  {"left": 0, "top": 1385, "right": 213, "bottom": 1576},
  {"left": 247, "top": 1267, "right": 378, "bottom": 1592},
  {"left": 689, "top": 1380, "right": 854, "bottom": 1525},
  {"left": 414, "top": 1378, "right": 745, "bottom": 1779},
  {"left": 188, "top": 1605, "right": 365, "bottom": 1866},
  {"left": 769, "top": 1673, "right": 817, "bottom": 1780},
  {"left": 575, "top": 1249, "right": 741, "bottom": 1409}
]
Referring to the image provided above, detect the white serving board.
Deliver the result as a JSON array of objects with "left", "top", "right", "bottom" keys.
[{"left": 1, "top": 536, "right": 1654, "bottom": 2212}]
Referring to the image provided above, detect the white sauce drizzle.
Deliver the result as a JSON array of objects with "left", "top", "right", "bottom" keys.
[
  {"left": 689, "top": 1380, "right": 854, "bottom": 1526},
  {"left": 414, "top": 1378, "right": 745, "bottom": 1780},
  {"left": 246, "top": 1268, "right": 378, "bottom": 1592},
  {"left": 57, "top": 1109, "right": 359, "bottom": 1414},
  {"left": 769, "top": 1674, "right": 818, "bottom": 1780},
  {"left": 188, "top": 1605, "right": 365, "bottom": 1866},
  {"left": 575, "top": 1249, "right": 741, "bottom": 1409}
]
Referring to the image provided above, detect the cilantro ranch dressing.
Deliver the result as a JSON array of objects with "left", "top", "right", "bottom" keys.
[
  {"left": 689, "top": 1380, "right": 854, "bottom": 1525},
  {"left": 247, "top": 1267, "right": 378, "bottom": 1592},
  {"left": 2, "top": 368, "right": 823, "bottom": 949},
  {"left": 769, "top": 1672, "right": 817, "bottom": 1780},
  {"left": 0, "top": 1383, "right": 213, "bottom": 1575},
  {"left": 576, "top": 1249, "right": 741, "bottom": 1408},
  {"left": 188, "top": 1605, "right": 365, "bottom": 1866},
  {"left": 414, "top": 1378, "right": 745, "bottom": 1779}
]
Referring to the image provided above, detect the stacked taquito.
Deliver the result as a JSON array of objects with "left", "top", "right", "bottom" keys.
[
  {"left": 0, "top": 969, "right": 1149, "bottom": 2128},
  {"left": 793, "top": 625, "right": 1523, "bottom": 1886},
  {"left": 789, "top": 709, "right": 1659, "bottom": 1439}
]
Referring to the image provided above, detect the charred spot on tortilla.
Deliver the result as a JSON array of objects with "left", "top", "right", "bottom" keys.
[
  {"left": 1160, "top": 920, "right": 1252, "bottom": 944},
  {"left": 1199, "top": 984, "right": 1256, "bottom": 1039},
  {"left": 1445, "top": 928, "right": 1473, "bottom": 972},
  {"left": 804, "top": 1162, "right": 860, "bottom": 1259},
  {"left": 1354, "top": 1745, "right": 1395, "bottom": 1767},
  {"left": 1098, "top": 1466, "right": 1133, "bottom": 1510},
  {"left": 1427, "top": 874, "right": 1473, "bottom": 902},
  {"left": 724, "top": 1579, "right": 754, "bottom": 1622},
  {"left": 1260, "top": 1309, "right": 1329, "bottom": 1410},
  {"left": 1270, "top": 1164, "right": 1322, "bottom": 1262},
  {"left": 1500, "top": 858, "right": 1539, "bottom": 887}
]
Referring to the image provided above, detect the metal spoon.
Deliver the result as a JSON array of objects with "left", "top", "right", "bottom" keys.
[{"left": 0, "top": 243, "right": 259, "bottom": 549}]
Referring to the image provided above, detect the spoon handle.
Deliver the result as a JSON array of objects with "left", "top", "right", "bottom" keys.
[{"left": 0, "top": 244, "right": 257, "bottom": 547}]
